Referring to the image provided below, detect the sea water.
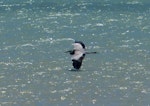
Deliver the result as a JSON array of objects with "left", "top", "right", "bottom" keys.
[{"left": 0, "top": 0, "right": 150, "bottom": 106}]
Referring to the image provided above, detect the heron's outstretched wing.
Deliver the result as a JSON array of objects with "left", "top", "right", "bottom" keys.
[
  {"left": 71, "top": 50, "right": 83, "bottom": 60},
  {"left": 71, "top": 42, "right": 85, "bottom": 60},
  {"left": 72, "top": 54, "right": 85, "bottom": 69},
  {"left": 72, "top": 60, "right": 82, "bottom": 69},
  {"left": 73, "top": 42, "right": 85, "bottom": 53}
]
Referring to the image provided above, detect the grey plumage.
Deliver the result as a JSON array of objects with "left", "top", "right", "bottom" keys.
[{"left": 65, "top": 41, "right": 97, "bottom": 70}]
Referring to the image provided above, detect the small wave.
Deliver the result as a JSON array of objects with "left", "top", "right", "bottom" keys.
[
  {"left": 48, "top": 13, "right": 80, "bottom": 17},
  {"left": 0, "top": 62, "right": 32, "bottom": 66},
  {"left": 53, "top": 38, "right": 74, "bottom": 42},
  {"left": 19, "top": 43, "right": 35, "bottom": 47},
  {"left": 16, "top": 43, "right": 36, "bottom": 49},
  {"left": 127, "top": 1, "right": 142, "bottom": 5},
  {"left": 1, "top": 43, "right": 36, "bottom": 51},
  {"left": 107, "top": 19, "right": 118, "bottom": 22},
  {"left": 35, "top": 38, "right": 74, "bottom": 44}
]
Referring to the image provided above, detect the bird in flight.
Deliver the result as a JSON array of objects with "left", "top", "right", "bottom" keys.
[{"left": 65, "top": 41, "right": 97, "bottom": 70}]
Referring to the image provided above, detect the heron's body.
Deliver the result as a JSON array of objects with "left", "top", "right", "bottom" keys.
[{"left": 65, "top": 41, "right": 97, "bottom": 70}]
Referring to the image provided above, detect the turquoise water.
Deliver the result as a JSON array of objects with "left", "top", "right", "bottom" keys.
[{"left": 0, "top": 0, "right": 150, "bottom": 106}]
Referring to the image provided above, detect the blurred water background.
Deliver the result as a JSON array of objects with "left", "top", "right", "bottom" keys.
[{"left": 0, "top": 0, "right": 150, "bottom": 106}]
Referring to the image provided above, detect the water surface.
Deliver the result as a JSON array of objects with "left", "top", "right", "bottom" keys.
[{"left": 0, "top": 0, "right": 150, "bottom": 106}]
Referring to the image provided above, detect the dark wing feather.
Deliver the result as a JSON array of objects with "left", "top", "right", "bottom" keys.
[
  {"left": 72, "top": 60, "right": 82, "bottom": 69},
  {"left": 72, "top": 54, "right": 85, "bottom": 69}
]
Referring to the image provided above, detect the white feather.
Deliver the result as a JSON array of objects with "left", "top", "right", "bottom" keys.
[
  {"left": 73, "top": 43, "right": 85, "bottom": 53},
  {"left": 71, "top": 43, "right": 85, "bottom": 60},
  {"left": 71, "top": 51, "right": 83, "bottom": 60}
]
